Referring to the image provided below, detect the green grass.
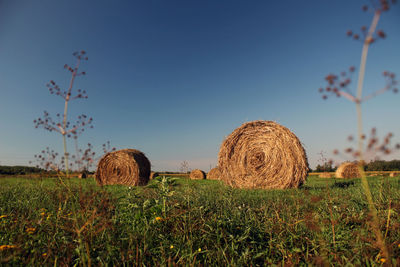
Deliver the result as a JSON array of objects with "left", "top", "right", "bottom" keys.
[{"left": 1, "top": 175, "right": 400, "bottom": 266}]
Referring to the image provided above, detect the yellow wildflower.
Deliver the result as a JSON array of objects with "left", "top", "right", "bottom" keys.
[
  {"left": 198, "top": 248, "right": 201, "bottom": 252},
  {"left": 380, "top": 258, "right": 386, "bottom": 263},
  {"left": 398, "top": 244, "right": 400, "bottom": 248},
  {"left": 155, "top": 217, "right": 163, "bottom": 221},
  {"left": 0, "top": 215, "right": 8, "bottom": 219},
  {"left": 42, "top": 253, "right": 47, "bottom": 257},
  {"left": 26, "top": 227, "right": 36, "bottom": 234},
  {"left": 40, "top": 212, "right": 45, "bottom": 216},
  {"left": 170, "top": 245, "right": 174, "bottom": 249},
  {"left": 0, "top": 245, "right": 17, "bottom": 251}
]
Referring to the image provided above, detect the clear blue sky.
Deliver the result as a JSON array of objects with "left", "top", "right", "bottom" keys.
[{"left": 1, "top": 0, "right": 399, "bottom": 171}]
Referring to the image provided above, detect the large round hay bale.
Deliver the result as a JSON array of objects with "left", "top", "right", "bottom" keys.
[
  {"left": 335, "top": 162, "right": 361, "bottom": 178},
  {"left": 95, "top": 149, "right": 151, "bottom": 186},
  {"left": 207, "top": 167, "right": 221, "bottom": 180},
  {"left": 190, "top": 169, "right": 206, "bottom": 180},
  {"left": 150, "top": 171, "right": 160, "bottom": 180},
  {"left": 218, "top": 120, "right": 309, "bottom": 189}
]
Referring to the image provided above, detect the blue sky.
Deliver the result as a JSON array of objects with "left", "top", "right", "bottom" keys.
[{"left": 1, "top": 0, "right": 399, "bottom": 171}]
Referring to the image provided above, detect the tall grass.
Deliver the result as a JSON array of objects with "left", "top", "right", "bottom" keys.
[{"left": 1, "top": 176, "right": 400, "bottom": 265}]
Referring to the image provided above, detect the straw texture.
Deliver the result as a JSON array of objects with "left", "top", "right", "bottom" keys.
[
  {"left": 207, "top": 167, "right": 221, "bottom": 180},
  {"left": 190, "top": 169, "right": 206, "bottom": 180},
  {"left": 95, "top": 149, "right": 150, "bottom": 186},
  {"left": 335, "top": 162, "right": 361, "bottom": 178},
  {"left": 218, "top": 120, "right": 309, "bottom": 189}
]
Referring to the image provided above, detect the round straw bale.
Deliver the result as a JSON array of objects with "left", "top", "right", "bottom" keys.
[
  {"left": 218, "top": 120, "right": 309, "bottom": 189},
  {"left": 150, "top": 171, "right": 160, "bottom": 180},
  {"left": 335, "top": 162, "right": 361, "bottom": 178},
  {"left": 78, "top": 172, "right": 87, "bottom": 179},
  {"left": 190, "top": 169, "right": 206, "bottom": 180},
  {"left": 95, "top": 149, "right": 151, "bottom": 186},
  {"left": 389, "top": 172, "right": 398, "bottom": 177},
  {"left": 207, "top": 167, "right": 221, "bottom": 180},
  {"left": 319, "top": 172, "right": 332, "bottom": 178}
]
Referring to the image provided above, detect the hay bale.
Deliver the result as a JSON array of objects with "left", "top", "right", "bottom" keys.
[
  {"left": 207, "top": 167, "right": 221, "bottom": 180},
  {"left": 95, "top": 149, "right": 151, "bottom": 186},
  {"left": 319, "top": 172, "right": 332, "bottom": 178},
  {"left": 150, "top": 171, "right": 160, "bottom": 180},
  {"left": 190, "top": 169, "right": 206, "bottom": 180},
  {"left": 78, "top": 172, "right": 87, "bottom": 179},
  {"left": 389, "top": 172, "right": 398, "bottom": 177},
  {"left": 218, "top": 120, "right": 309, "bottom": 189},
  {"left": 335, "top": 162, "right": 361, "bottom": 178}
]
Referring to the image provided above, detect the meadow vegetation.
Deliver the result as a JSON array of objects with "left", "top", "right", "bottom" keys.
[{"left": 1, "top": 175, "right": 400, "bottom": 266}]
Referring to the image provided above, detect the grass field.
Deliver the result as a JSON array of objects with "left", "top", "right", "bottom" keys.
[{"left": 1, "top": 175, "right": 400, "bottom": 266}]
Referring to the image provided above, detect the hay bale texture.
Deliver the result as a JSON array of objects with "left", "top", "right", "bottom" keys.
[
  {"left": 190, "top": 169, "right": 206, "bottom": 180},
  {"left": 335, "top": 162, "right": 361, "bottom": 178},
  {"left": 95, "top": 149, "right": 151, "bottom": 186},
  {"left": 218, "top": 120, "right": 309, "bottom": 189},
  {"left": 207, "top": 167, "right": 221, "bottom": 180}
]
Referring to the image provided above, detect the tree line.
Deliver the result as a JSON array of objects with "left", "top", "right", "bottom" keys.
[
  {"left": 0, "top": 165, "right": 43, "bottom": 175},
  {"left": 313, "top": 159, "right": 400, "bottom": 172}
]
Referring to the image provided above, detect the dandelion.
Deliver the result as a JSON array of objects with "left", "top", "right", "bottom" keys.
[
  {"left": 380, "top": 258, "right": 386, "bottom": 263},
  {"left": 155, "top": 217, "right": 162, "bottom": 221},
  {"left": 198, "top": 248, "right": 201, "bottom": 252},
  {"left": 170, "top": 245, "right": 174, "bottom": 249},
  {"left": 0, "top": 215, "right": 7, "bottom": 219},
  {"left": 0, "top": 245, "right": 17, "bottom": 251}
]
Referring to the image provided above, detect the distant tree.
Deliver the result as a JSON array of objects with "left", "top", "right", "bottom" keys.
[{"left": 180, "top": 161, "right": 189, "bottom": 173}]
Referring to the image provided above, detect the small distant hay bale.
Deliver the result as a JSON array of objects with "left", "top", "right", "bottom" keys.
[
  {"left": 335, "top": 162, "right": 361, "bottom": 178},
  {"left": 218, "top": 120, "right": 309, "bottom": 189},
  {"left": 150, "top": 171, "right": 160, "bottom": 180},
  {"left": 319, "top": 172, "right": 332, "bottom": 178},
  {"left": 190, "top": 169, "right": 206, "bottom": 180},
  {"left": 389, "top": 172, "right": 398, "bottom": 177},
  {"left": 78, "top": 172, "right": 88, "bottom": 179},
  {"left": 95, "top": 149, "right": 151, "bottom": 186},
  {"left": 207, "top": 167, "right": 221, "bottom": 180}
]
